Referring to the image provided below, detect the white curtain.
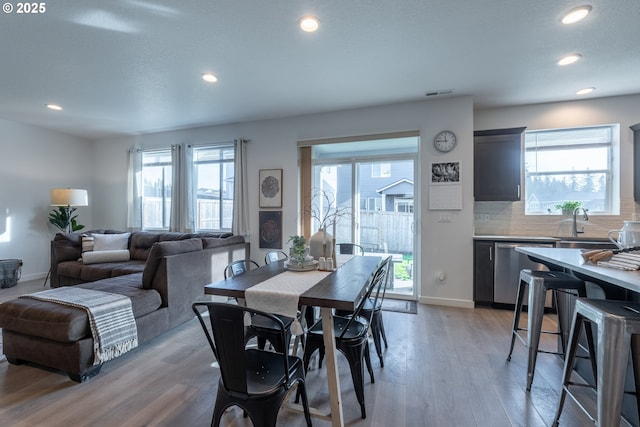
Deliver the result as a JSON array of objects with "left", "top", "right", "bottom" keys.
[
  {"left": 126, "top": 148, "right": 142, "bottom": 231},
  {"left": 169, "top": 144, "right": 195, "bottom": 232},
  {"left": 232, "top": 139, "right": 250, "bottom": 237}
]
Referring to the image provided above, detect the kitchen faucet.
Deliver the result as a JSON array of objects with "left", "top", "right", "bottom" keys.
[{"left": 572, "top": 207, "right": 589, "bottom": 237}]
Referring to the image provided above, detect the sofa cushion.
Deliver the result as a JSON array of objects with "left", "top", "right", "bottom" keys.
[
  {"left": 158, "top": 233, "right": 193, "bottom": 242},
  {"left": 109, "top": 261, "right": 146, "bottom": 277},
  {"left": 0, "top": 297, "right": 90, "bottom": 342},
  {"left": 0, "top": 273, "right": 161, "bottom": 343},
  {"left": 129, "top": 232, "right": 162, "bottom": 261},
  {"left": 79, "top": 273, "right": 161, "bottom": 318},
  {"left": 58, "top": 260, "right": 146, "bottom": 283},
  {"left": 202, "top": 235, "right": 245, "bottom": 249},
  {"left": 142, "top": 238, "right": 203, "bottom": 289}
]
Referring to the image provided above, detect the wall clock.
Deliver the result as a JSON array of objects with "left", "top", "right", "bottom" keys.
[{"left": 433, "top": 130, "right": 457, "bottom": 152}]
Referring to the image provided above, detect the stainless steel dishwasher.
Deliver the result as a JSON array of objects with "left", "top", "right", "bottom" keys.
[{"left": 493, "top": 242, "right": 555, "bottom": 306}]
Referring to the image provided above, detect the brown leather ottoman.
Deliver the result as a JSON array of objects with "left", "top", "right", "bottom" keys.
[
  {"left": 0, "top": 275, "right": 163, "bottom": 382},
  {"left": 0, "top": 297, "right": 99, "bottom": 382}
]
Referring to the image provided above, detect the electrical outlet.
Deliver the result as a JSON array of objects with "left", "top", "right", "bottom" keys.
[{"left": 476, "top": 214, "right": 490, "bottom": 221}]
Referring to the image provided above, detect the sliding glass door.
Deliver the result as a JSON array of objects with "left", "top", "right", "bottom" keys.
[{"left": 311, "top": 138, "right": 417, "bottom": 298}]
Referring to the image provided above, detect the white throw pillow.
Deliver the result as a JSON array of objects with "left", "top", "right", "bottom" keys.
[
  {"left": 92, "top": 233, "right": 131, "bottom": 251},
  {"left": 82, "top": 249, "right": 131, "bottom": 264}
]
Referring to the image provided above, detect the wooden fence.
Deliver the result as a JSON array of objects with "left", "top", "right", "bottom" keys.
[{"left": 356, "top": 211, "right": 414, "bottom": 254}]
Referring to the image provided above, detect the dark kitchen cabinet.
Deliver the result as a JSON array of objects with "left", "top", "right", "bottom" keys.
[
  {"left": 473, "top": 240, "right": 494, "bottom": 305},
  {"left": 474, "top": 127, "right": 526, "bottom": 201},
  {"left": 632, "top": 123, "right": 640, "bottom": 201}
]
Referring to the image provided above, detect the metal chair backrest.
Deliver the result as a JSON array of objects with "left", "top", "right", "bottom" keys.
[
  {"left": 192, "top": 302, "right": 291, "bottom": 396},
  {"left": 265, "top": 250, "right": 288, "bottom": 265},
  {"left": 336, "top": 243, "right": 365, "bottom": 256},
  {"left": 338, "top": 256, "right": 392, "bottom": 339},
  {"left": 224, "top": 259, "right": 260, "bottom": 279}
]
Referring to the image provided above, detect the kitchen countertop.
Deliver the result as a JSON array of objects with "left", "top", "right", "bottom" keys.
[{"left": 473, "top": 235, "right": 559, "bottom": 243}]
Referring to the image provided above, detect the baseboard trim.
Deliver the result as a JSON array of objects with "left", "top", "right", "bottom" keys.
[
  {"left": 17, "top": 272, "right": 48, "bottom": 283},
  {"left": 418, "top": 296, "right": 475, "bottom": 309}
]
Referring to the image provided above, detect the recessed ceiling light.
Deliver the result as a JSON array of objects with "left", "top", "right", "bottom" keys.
[
  {"left": 299, "top": 16, "right": 319, "bottom": 32},
  {"left": 558, "top": 54, "right": 582, "bottom": 66},
  {"left": 46, "top": 104, "right": 63, "bottom": 111},
  {"left": 576, "top": 87, "right": 595, "bottom": 95},
  {"left": 562, "top": 5, "right": 592, "bottom": 24},
  {"left": 201, "top": 73, "right": 218, "bottom": 83}
]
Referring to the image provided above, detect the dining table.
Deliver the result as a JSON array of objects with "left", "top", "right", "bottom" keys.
[{"left": 203, "top": 255, "right": 383, "bottom": 427}]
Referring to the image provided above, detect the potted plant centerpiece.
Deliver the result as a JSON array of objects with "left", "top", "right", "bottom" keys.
[{"left": 288, "top": 235, "right": 308, "bottom": 267}]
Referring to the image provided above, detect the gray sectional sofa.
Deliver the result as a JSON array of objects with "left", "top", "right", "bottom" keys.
[{"left": 0, "top": 230, "right": 249, "bottom": 381}]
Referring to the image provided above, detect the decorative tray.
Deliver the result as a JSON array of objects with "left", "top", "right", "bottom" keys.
[{"left": 285, "top": 260, "right": 319, "bottom": 272}]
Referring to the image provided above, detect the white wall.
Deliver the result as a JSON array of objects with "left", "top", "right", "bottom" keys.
[
  {"left": 92, "top": 96, "right": 476, "bottom": 308},
  {"left": 0, "top": 119, "right": 93, "bottom": 281}
]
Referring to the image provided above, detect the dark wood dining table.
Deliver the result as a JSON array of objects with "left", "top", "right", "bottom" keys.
[{"left": 204, "top": 255, "right": 383, "bottom": 427}]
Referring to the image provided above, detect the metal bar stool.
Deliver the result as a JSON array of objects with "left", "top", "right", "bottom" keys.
[
  {"left": 553, "top": 298, "right": 640, "bottom": 427},
  {"left": 507, "top": 269, "right": 597, "bottom": 391}
]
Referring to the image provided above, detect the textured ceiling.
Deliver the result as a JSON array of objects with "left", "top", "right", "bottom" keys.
[{"left": 0, "top": 0, "right": 638, "bottom": 139}]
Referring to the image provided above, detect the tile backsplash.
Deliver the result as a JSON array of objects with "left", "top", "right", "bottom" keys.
[{"left": 473, "top": 200, "right": 640, "bottom": 238}]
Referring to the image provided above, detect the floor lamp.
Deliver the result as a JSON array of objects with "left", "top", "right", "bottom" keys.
[
  {"left": 45, "top": 188, "right": 88, "bottom": 286},
  {"left": 50, "top": 188, "right": 88, "bottom": 233}
]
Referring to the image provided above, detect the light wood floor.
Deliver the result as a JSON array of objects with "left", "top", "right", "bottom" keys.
[{"left": 0, "top": 280, "right": 606, "bottom": 426}]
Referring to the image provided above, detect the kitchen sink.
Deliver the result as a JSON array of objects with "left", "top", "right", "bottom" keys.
[{"left": 555, "top": 238, "right": 617, "bottom": 250}]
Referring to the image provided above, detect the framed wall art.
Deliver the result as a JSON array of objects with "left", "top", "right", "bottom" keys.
[
  {"left": 259, "top": 169, "right": 283, "bottom": 208},
  {"left": 259, "top": 210, "right": 283, "bottom": 249}
]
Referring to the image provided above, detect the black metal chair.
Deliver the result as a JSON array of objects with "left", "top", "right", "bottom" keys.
[
  {"left": 337, "top": 259, "right": 391, "bottom": 367},
  {"left": 301, "top": 256, "right": 392, "bottom": 419},
  {"left": 336, "top": 243, "right": 365, "bottom": 256},
  {"left": 192, "top": 302, "right": 312, "bottom": 427},
  {"left": 224, "top": 259, "right": 294, "bottom": 353},
  {"left": 223, "top": 259, "right": 260, "bottom": 279},
  {"left": 265, "top": 250, "right": 288, "bottom": 265}
]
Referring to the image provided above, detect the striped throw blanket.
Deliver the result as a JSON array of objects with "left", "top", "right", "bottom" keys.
[{"left": 21, "top": 287, "right": 138, "bottom": 365}]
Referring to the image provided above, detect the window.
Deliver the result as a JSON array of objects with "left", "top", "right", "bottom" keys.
[
  {"left": 524, "top": 125, "right": 618, "bottom": 215},
  {"left": 192, "top": 144, "right": 235, "bottom": 231},
  {"left": 141, "top": 149, "right": 172, "bottom": 230},
  {"left": 395, "top": 198, "right": 414, "bottom": 213},
  {"left": 360, "top": 197, "right": 381, "bottom": 211},
  {"left": 371, "top": 163, "right": 391, "bottom": 178}
]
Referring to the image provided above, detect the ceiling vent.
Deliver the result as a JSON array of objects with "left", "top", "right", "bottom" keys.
[{"left": 424, "top": 89, "right": 454, "bottom": 97}]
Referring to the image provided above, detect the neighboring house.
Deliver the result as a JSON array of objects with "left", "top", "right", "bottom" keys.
[
  {"left": 377, "top": 178, "right": 414, "bottom": 213},
  {"left": 335, "top": 160, "right": 414, "bottom": 212}
]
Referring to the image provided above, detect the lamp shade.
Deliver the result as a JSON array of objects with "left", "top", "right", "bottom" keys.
[{"left": 50, "top": 188, "right": 88, "bottom": 207}]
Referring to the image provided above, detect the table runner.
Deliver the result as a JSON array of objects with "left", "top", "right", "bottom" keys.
[
  {"left": 244, "top": 269, "right": 330, "bottom": 335},
  {"left": 21, "top": 287, "right": 138, "bottom": 365}
]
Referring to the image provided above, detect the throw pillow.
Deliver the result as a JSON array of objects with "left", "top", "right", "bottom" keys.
[
  {"left": 82, "top": 249, "right": 131, "bottom": 264},
  {"left": 93, "top": 233, "right": 131, "bottom": 251},
  {"left": 81, "top": 234, "right": 95, "bottom": 252},
  {"left": 142, "top": 238, "right": 203, "bottom": 289}
]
